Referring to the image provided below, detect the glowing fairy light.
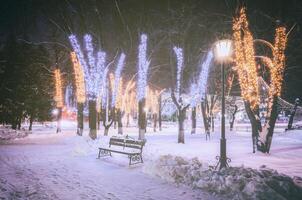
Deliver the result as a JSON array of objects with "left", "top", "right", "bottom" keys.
[
  {"left": 101, "top": 67, "right": 109, "bottom": 108},
  {"left": 96, "top": 51, "right": 106, "bottom": 94},
  {"left": 173, "top": 46, "right": 184, "bottom": 98},
  {"left": 69, "top": 34, "right": 106, "bottom": 100},
  {"left": 190, "top": 83, "right": 198, "bottom": 108},
  {"left": 70, "top": 52, "right": 86, "bottom": 103},
  {"left": 271, "top": 26, "right": 287, "bottom": 97},
  {"left": 116, "top": 78, "right": 124, "bottom": 110},
  {"left": 112, "top": 53, "right": 126, "bottom": 107},
  {"left": 123, "top": 80, "right": 137, "bottom": 114},
  {"left": 233, "top": 8, "right": 259, "bottom": 109},
  {"left": 197, "top": 51, "right": 213, "bottom": 101},
  {"left": 137, "top": 34, "right": 150, "bottom": 101},
  {"left": 54, "top": 68, "right": 63, "bottom": 108}
]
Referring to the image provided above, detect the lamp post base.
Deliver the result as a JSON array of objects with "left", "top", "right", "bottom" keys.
[
  {"left": 215, "top": 155, "right": 231, "bottom": 170},
  {"left": 215, "top": 139, "right": 231, "bottom": 170}
]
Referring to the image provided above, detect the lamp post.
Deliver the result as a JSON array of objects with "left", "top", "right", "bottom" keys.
[{"left": 214, "top": 39, "right": 232, "bottom": 169}]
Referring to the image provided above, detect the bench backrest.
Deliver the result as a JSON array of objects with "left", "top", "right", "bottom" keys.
[{"left": 109, "top": 137, "right": 145, "bottom": 150}]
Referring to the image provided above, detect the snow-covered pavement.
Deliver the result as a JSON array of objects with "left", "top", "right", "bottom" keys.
[
  {"left": 0, "top": 126, "right": 216, "bottom": 200},
  {"left": 1, "top": 122, "right": 302, "bottom": 199}
]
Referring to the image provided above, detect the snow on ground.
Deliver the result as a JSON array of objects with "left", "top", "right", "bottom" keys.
[
  {"left": 0, "top": 123, "right": 216, "bottom": 200},
  {"left": 0, "top": 127, "right": 30, "bottom": 140},
  {"left": 1, "top": 121, "right": 302, "bottom": 199}
]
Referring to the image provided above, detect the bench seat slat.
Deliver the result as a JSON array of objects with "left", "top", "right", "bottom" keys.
[{"left": 99, "top": 147, "right": 140, "bottom": 155}]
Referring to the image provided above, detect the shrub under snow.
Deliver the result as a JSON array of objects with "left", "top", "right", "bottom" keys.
[
  {"left": 0, "top": 127, "right": 29, "bottom": 141},
  {"left": 144, "top": 155, "right": 302, "bottom": 200}
]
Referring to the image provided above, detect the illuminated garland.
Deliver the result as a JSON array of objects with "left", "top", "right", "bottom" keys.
[
  {"left": 69, "top": 34, "right": 106, "bottom": 100},
  {"left": 123, "top": 80, "right": 137, "bottom": 114},
  {"left": 54, "top": 68, "right": 63, "bottom": 108},
  {"left": 190, "top": 83, "right": 198, "bottom": 108},
  {"left": 101, "top": 67, "right": 109, "bottom": 108},
  {"left": 233, "top": 8, "right": 259, "bottom": 109},
  {"left": 137, "top": 34, "right": 150, "bottom": 101},
  {"left": 70, "top": 52, "right": 85, "bottom": 103},
  {"left": 116, "top": 78, "right": 124, "bottom": 110},
  {"left": 271, "top": 26, "right": 287, "bottom": 97},
  {"left": 197, "top": 51, "right": 213, "bottom": 101},
  {"left": 173, "top": 46, "right": 184, "bottom": 98},
  {"left": 112, "top": 53, "right": 126, "bottom": 107}
]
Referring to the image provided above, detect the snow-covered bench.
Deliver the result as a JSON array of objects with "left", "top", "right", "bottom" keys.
[{"left": 98, "top": 137, "right": 146, "bottom": 165}]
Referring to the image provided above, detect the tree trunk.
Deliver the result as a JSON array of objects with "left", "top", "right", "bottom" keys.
[
  {"left": 158, "top": 94, "right": 162, "bottom": 131},
  {"left": 229, "top": 105, "right": 238, "bottom": 131},
  {"left": 56, "top": 108, "right": 62, "bottom": 133},
  {"left": 244, "top": 102, "right": 262, "bottom": 153},
  {"left": 153, "top": 113, "right": 157, "bottom": 132},
  {"left": 77, "top": 102, "right": 84, "bottom": 136},
  {"left": 210, "top": 115, "right": 214, "bottom": 132},
  {"left": 287, "top": 99, "right": 299, "bottom": 130},
  {"left": 178, "top": 109, "right": 186, "bottom": 143},
  {"left": 191, "top": 107, "right": 196, "bottom": 134},
  {"left": 89, "top": 100, "right": 97, "bottom": 140},
  {"left": 97, "top": 112, "right": 101, "bottom": 130},
  {"left": 201, "top": 102, "right": 210, "bottom": 134},
  {"left": 126, "top": 113, "right": 130, "bottom": 127},
  {"left": 138, "top": 99, "right": 146, "bottom": 140},
  {"left": 104, "top": 127, "right": 109, "bottom": 136},
  {"left": 29, "top": 115, "right": 33, "bottom": 131},
  {"left": 117, "top": 109, "right": 123, "bottom": 135},
  {"left": 102, "top": 106, "right": 114, "bottom": 136},
  {"left": 264, "top": 96, "right": 279, "bottom": 153},
  {"left": 113, "top": 108, "right": 117, "bottom": 129},
  {"left": 17, "top": 117, "right": 21, "bottom": 130}
]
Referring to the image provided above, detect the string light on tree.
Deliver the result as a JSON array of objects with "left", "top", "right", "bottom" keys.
[
  {"left": 233, "top": 8, "right": 259, "bottom": 109},
  {"left": 112, "top": 53, "right": 126, "bottom": 107},
  {"left": 54, "top": 68, "right": 63, "bottom": 108},
  {"left": 173, "top": 46, "right": 184, "bottom": 98},
  {"left": 197, "top": 51, "right": 213, "bottom": 101},
  {"left": 137, "top": 34, "right": 150, "bottom": 101},
  {"left": 68, "top": 34, "right": 106, "bottom": 100},
  {"left": 70, "top": 52, "right": 85, "bottom": 103},
  {"left": 116, "top": 78, "right": 124, "bottom": 110},
  {"left": 190, "top": 83, "right": 198, "bottom": 108},
  {"left": 271, "top": 26, "right": 287, "bottom": 97},
  {"left": 101, "top": 67, "right": 109, "bottom": 108}
]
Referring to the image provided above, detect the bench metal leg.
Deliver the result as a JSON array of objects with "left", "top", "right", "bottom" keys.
[
  {"left": 97, "top": 149, "right": 101, "bottom": 159},
  {"left": 98, "top": 149, "right": 112, "bottom": 158},
  {"left": 129, "top": 154, "right": 143, "bottom": 166}
]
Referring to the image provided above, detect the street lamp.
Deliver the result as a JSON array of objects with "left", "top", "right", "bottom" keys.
[{"left": 214, "top": 39, "right": 232, "bottom": 169}]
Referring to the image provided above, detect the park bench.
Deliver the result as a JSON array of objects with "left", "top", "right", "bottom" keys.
[{"left": 98, "top": 136, "right": 146, "bottom": 165}]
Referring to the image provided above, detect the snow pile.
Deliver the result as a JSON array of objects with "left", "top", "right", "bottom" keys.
[
  {"left": 0, "top": 127, "right": 29, "bottom": 141},
  {"left": 144, "top": 155, "right": 302, "bottom": 200}
]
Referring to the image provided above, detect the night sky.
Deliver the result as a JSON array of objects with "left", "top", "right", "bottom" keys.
[{"left": 1, "top": 0, "right": 301, "bottom": 103}]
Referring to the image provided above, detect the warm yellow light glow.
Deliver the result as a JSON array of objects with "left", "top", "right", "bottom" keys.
[
  {"left": 271, "top": 26, "right": 287, "bottom": 97},
  {"left": 70, "top": 52, "right": 86, "bottom": 103},
  {"left": 233, "top": 7, "right": 259, "bottom": 109},
  {"left": 123, "top": 80, "right": 137, "bottom": 115},
  {"left": 116, "top": 78, "right": 124, "bottom": 110},
  {"left": 54, "top": 68, "right": 63, "bottom": 108}
]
